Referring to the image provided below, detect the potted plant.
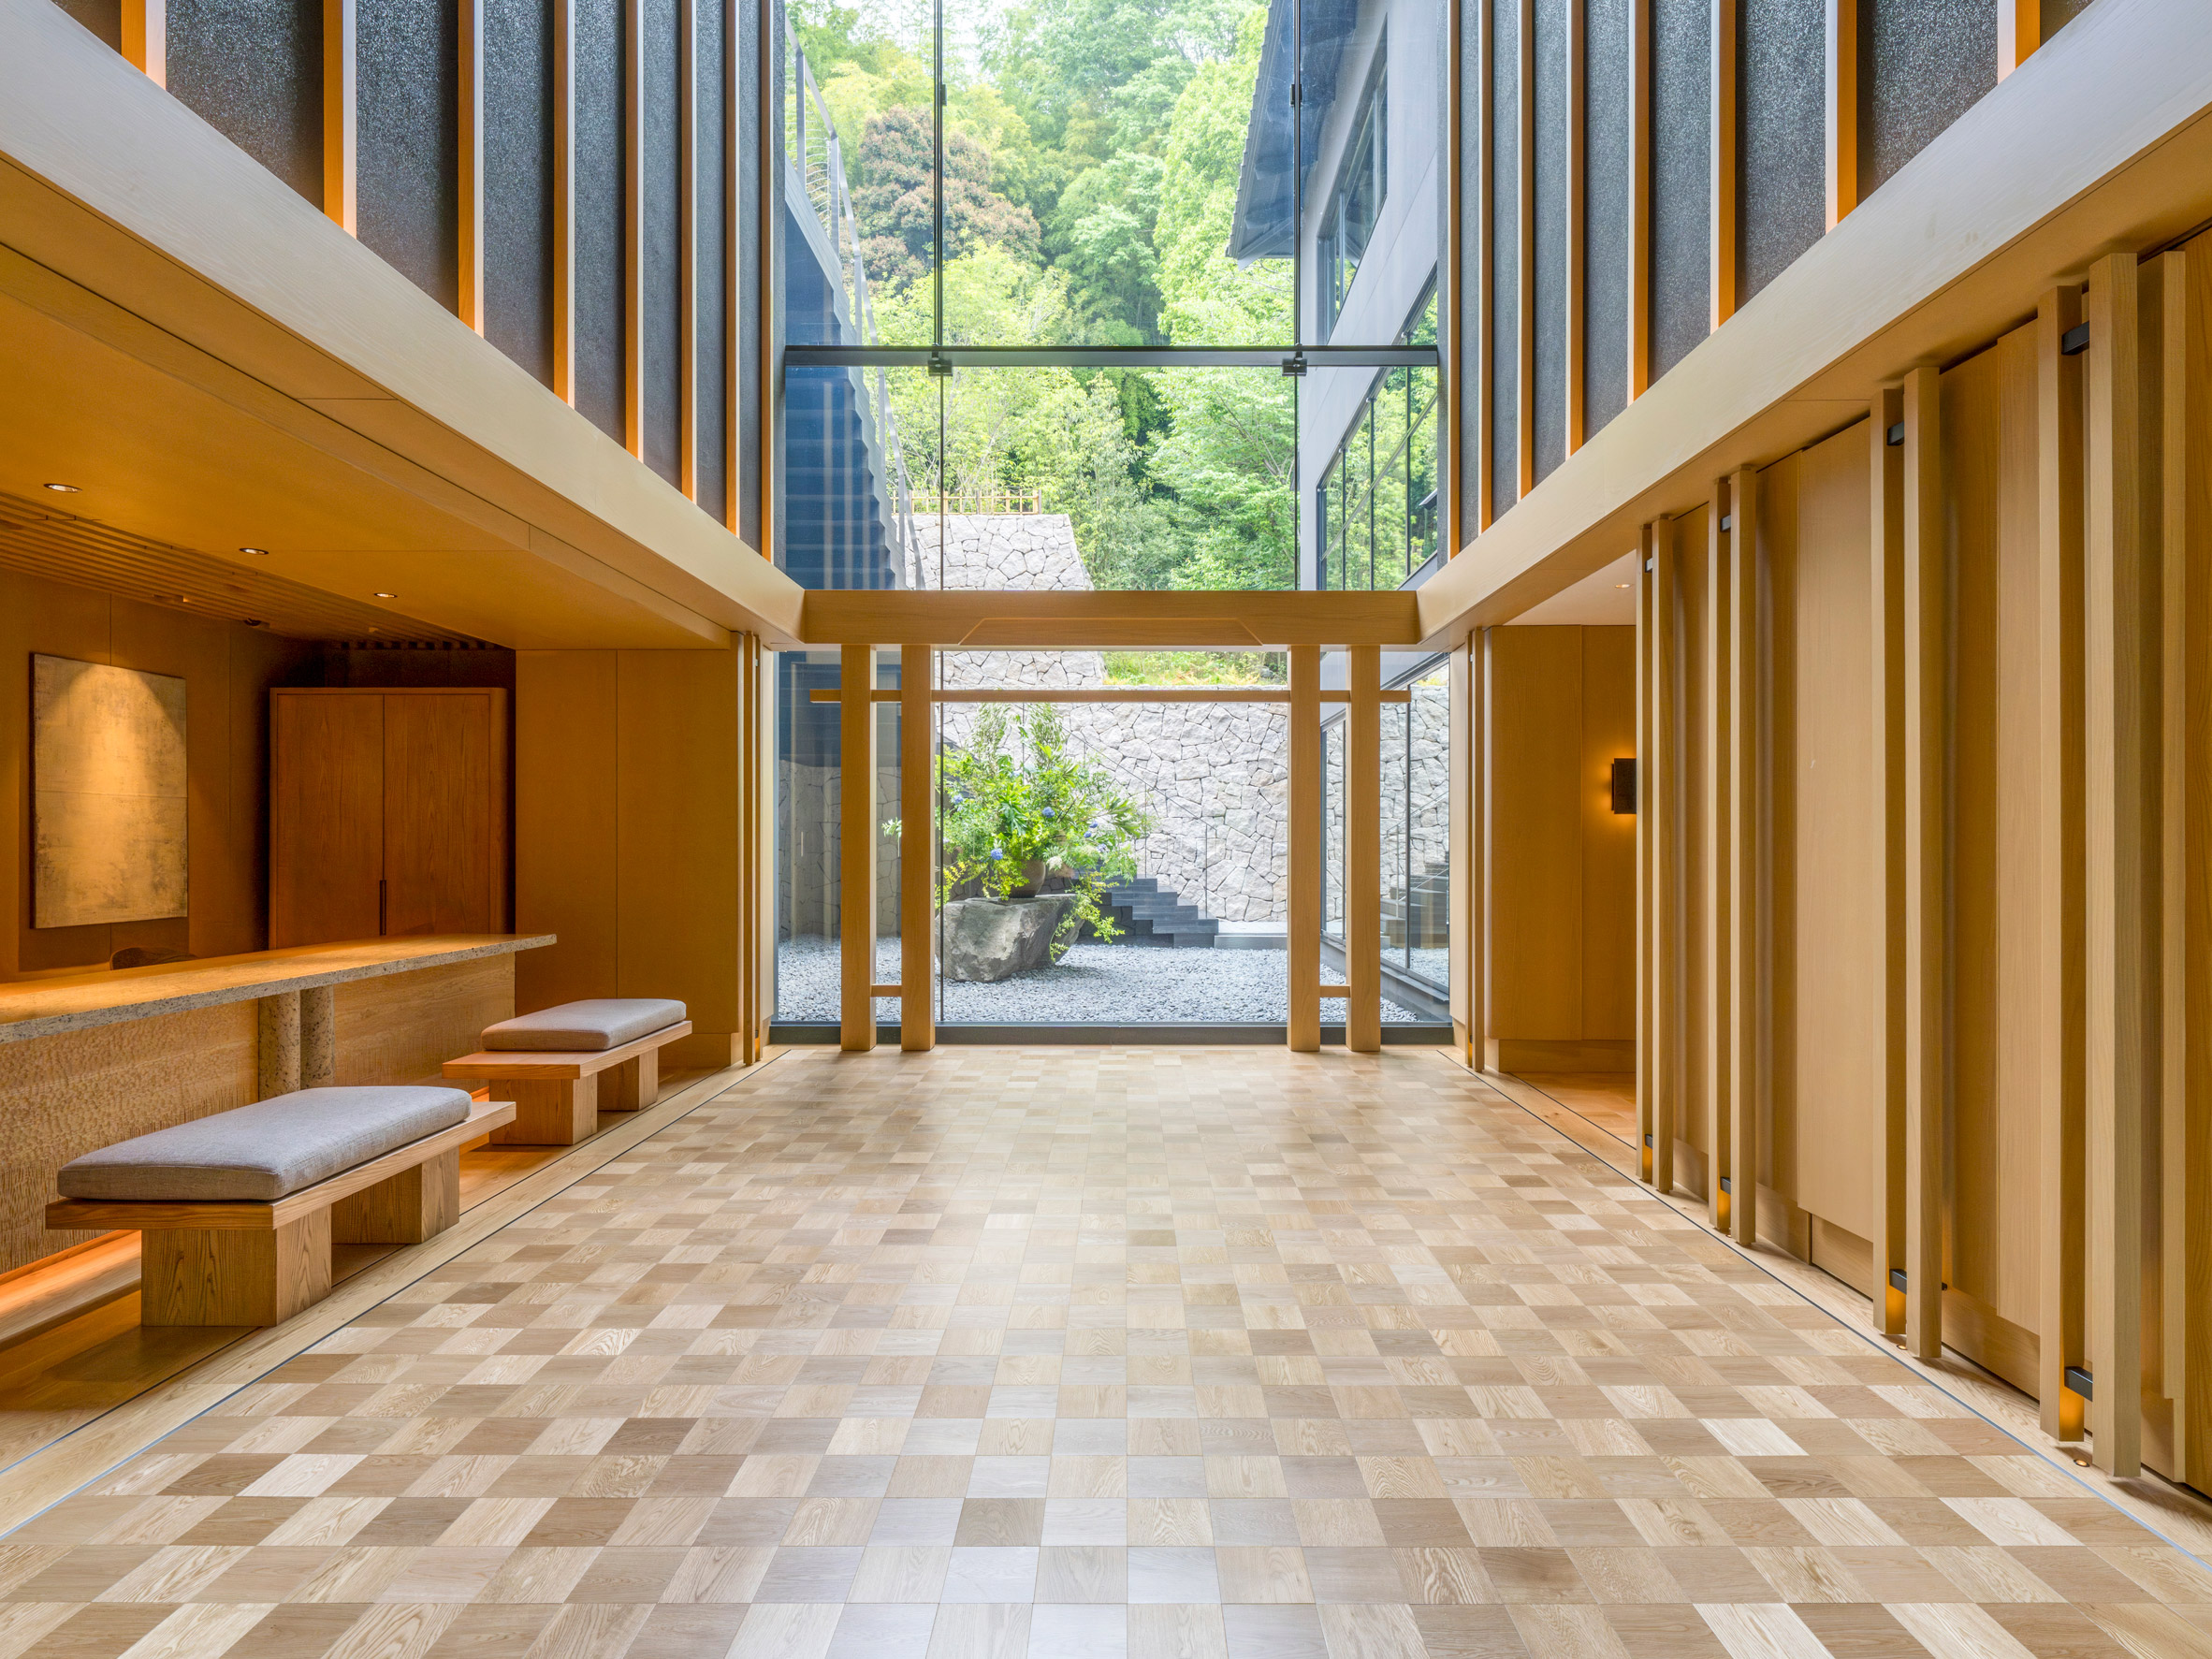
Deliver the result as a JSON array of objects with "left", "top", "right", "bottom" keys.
[{"left": 885, "top": 704, "right": 1153, "bottom": 978}]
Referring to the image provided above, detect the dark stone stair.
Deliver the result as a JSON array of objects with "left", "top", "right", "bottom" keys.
[{"left": 1092, "top": 877, "right": 1221, "bottom": 948}]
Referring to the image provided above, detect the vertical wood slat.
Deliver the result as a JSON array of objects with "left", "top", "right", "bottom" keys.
[
  {"left": 1710, "top": 0, "right": 1738, "bottom": 327},
  {"left": 678, "top": 0, "right": 698, "bottom": 499},
  {"left": 322, "top": 0, "right": 357, "bottom": 234},
  {"left": 1289, "top": 645, "right": 1323, "bottom": 1054},
  {"left": 2159, "top": 247, "right": 2190, "bottom": 1463},
  {"left": 1628, "top": 0, "right": 1651, "bottom": 400},
  {"left": 1998, "top": 0, "right": 2039, "bottom": 78},
  {"left": 839, "top": 644, "right": 878, "bottom": 1054},
  {"left": 1564, "top": 0, "right": 1586, "bottom": 455},
  {"left": 458, "top": 0, "right": 486, "bottom": 332},
  {"left": 1704, "top": 485, "right": 1733, "bottom": 1231},
  {"left": 736, "top": 633, "right": 761, "bottom": 1063},
  {"left": 1515, "top": 0, "right": 1535, "bottom": 503},
  {"left": 1637, "top": 524, "right": 1656, "bottom": 1183},
  {"left": 622, "top": 0, "right": 646, "bottom": 458},
  {"left": 1901, "top": 364, "right": 1945, "bottom": 1362},
  {"left": 1347, "top": 646, "right": 1384, "bottom": 1055},
  {"left": 752, "top": 633, "right": 775, "bottom": 1057},
  {"left": 122, "top": 0, "right": 166, "bottom": 86},
  {"left": 2161, "top": 242, "right": 2212, "bottom": 1492},
  {"left": 2036, "top": 284, "right": 2088, "bottom": 1443},
  {"left": 1726, "top": 465, "right": 1760, "bottom": 1244},
  {"left": 2084, "top": 248, "right": 2151, "bottom": 1477},
  {"left": 1870, "top": 386, "right": 1908, "bottom": 1340},
  {"left": 1823, "top": 0, "right": 1855, "bottom": 229},
  {"left": 757, "top": 0, "right": 778, "bottom": 556},
  {"left": 899, "top": 645, "right": 934, "bottom": 1054},
  {"left": 1651, "top": 518, "right": 1677, "bottom": 1193},
  {"left": 1446, "top": 0, "right": 1466, "bottom": 548},
  {"left": 554, "top": 0, "right": 577, "bottom": 405},
  {"left": 725, "top": 0, "right": 743, "bottom": 534},
  {"left": 1475, "top": 0, "right": 1495, "bottom": 533}
]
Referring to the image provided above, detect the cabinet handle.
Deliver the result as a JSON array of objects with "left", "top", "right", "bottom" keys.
[{"left": 378, "top": 879, "right": 386, "bottom": 936}]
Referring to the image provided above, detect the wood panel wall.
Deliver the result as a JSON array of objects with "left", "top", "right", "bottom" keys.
[
  {"left": 515, "top": 640, "right": 770, "bottom": 1069},
  {"left": 1633, "top": 224, "right": 2212, "bottom": 1487},
  {"left": 1484, "top": 624, "right": 1636, "bottom": 1071}
]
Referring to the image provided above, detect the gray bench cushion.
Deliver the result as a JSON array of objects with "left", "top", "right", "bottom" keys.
[
  {"left": 58, "top": 1086, "right": 473, "bottom": 1203},
  {"left": 482, "top": 998, "right": 687, "bottom": 1052}
]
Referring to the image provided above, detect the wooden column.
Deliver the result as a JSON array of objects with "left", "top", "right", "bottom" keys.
[
  {"left": 458, "top": 0, "right": 486, "bottom": 331},
  {"left": 1710, "top": 0, "right": 1738, "bottom": 327},
  {"left": 1628, "top": 0, "right": 1651, "bottom": 400},
  {"left": 2036, "top": 285, "right": 2088, "bottom": 1442},
  {"left": 1565, "top": 0, "right": 1587, "bottom": 456},
  {"left": 1726, "top": 465, "right": 1760, "bottom": 1244},
  {"left": 122, "top": 0, "right": 166, "bottom": 85},
  {"left": 900, "top": 646, "right": 935, "bottom": 1054},
  {"left": 1514, "top": 0, "right": 1535, "bottom": 503},
  {"left": 840, "top": 645, "right": 879, "bottom": 1054},
  {"left": 1823, "top": 0, "right": 1856, "bottom": 228},
  {"left": 553, "top": 0, "right": 577, "bottom": 405},
  {"left": 1704, "top": 486, "right": 1733, "bottom": 1231},
  {"left": 678, "top": 0, "right": 699, "bottom": 499},
  {"left": 1870, "top": 386, "right": 1908, "bottom": 1341},
  {"left": 622, "top": 0, "right": 646, "bottom": 458},
  {"left": 1650, "top": 520, "right": 1678, "bottom": 1194},
  {"left": 322, "top": 0, "right": 357, "bottom": 234},
  {"left": 2084, "top": 248, "right": 2154, "bottom": 1476},
  {"left": 1902, "top": 364, "right": 1946, "bottom": 1362},
  {"left": 1473, "top": 0, "right": 1495, "bottom": 531},
  {"left": 1636, "top": 527, "right": 1656, "bottom": 1183},
  {"left": 1448, "top": 636, "right": 1486, "bottom": 1070},
  {"left": 1999, "top": 0, "right": 2039, "bottom": 77},
  {"left": 1289, "top": 645, "right": 1323, "bottom": 1054},
  {"left": 1346, "top": 646, "right": 1383, "bottom": 1054},
  {"left": 2160, "top": 245, "right": 2212, "bottom": 1491}
]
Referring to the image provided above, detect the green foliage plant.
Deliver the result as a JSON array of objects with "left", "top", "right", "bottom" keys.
[{"left": 885, "top": 704, "right": 1153, "bottom": 959}]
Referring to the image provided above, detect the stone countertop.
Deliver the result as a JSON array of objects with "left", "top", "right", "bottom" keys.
[{"left": 0, "top": 935, "right": 557, "bottom": 1044}]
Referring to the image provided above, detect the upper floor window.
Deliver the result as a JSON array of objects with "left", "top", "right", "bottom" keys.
[{"left": 1318, "top": 45, "right": 1387, "bottom": 342}]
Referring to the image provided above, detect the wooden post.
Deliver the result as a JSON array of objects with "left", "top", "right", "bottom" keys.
[
  {"left": 2036, "top": 285, "right": 2088, "bottom": 1443},
  {"left": 1710, "top": 0, "right": 1738, "bottom": 328},
  {"left": 1515, "top": 0, "right": 1535, "bottom": 503},
  {"left": 122, "top": 0, "right": 166, "bottom": 86},
  {"left": 1823, "top": 0, "right": 1855, "bottom": 229},
  {"left": 840, "top": 644, "right": 879, "bottom": 1054},
  {"left": 900, "top": 645, "right": 935, "bottom": 1053},
  {"left": 1705, "top": 485, "right": 1733, "bottom": 1231},
  {"left": 1999, "top": 0, "right": 2039, "bottom": 78},
  {"left": 1289, "top": 645, "right": 1323, "bottom": 1053},
  {"left": 458, "top": 0, "right": 486, "bottom": 332},
  {"left": 1902, "top": 363, "right": 1945, "bottom": 1362},
  {"left": 678, "top": 0, "right": 699, "bottom": 499},
  {"left": 553, "top": 0, "right": 577, "bottom": 405},
  {"left": 1565, "top": 0, "right": 1586, "bottom": 455},
  {"left": 1651, "top": 520, "right": 1678, "bottom": 1194},
  {"left": 1628, "top": 0, "right": 1651, "bottom": 400},
  {"left": 1870, "top": 386, "right": 1908, "bottom": 1341},
  {"left": 322, "top": 0, "right": 357, "bottom": 234},
  {"left": 1637, "top": 527, "right": 1656, "bottom": 1183},
  {"left": 1474, "top": 0, "right": 1495, "bottom": 531},
  {"left": 2084, "top": 249, "right": 2153, "bottom": 1476},
  {"left": 1726, "top": 465, "right": 1760, "bottom": 1244},
  {"left": 623, "top": 0, "right": 646, "bottom": 459},
  {"left": 1347, "top": 646, "right": 1383, "bottom": 1054}
]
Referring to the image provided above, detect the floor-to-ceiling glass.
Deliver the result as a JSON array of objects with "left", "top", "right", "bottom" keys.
[{"left": 773, "top": 0, "right": 1448, "bottom": 1031}]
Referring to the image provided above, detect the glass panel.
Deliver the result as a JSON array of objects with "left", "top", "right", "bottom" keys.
[
  {"left": 1305, "top": 287, "right": 1436, "bottom": 589},
  {"left": 897, "top": 367, "right": 1300, "bottom": 591}
]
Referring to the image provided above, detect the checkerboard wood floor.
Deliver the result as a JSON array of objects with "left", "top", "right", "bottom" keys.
[{"left": 3, "top": 1047, "right": 2208, "bottom": 1659}]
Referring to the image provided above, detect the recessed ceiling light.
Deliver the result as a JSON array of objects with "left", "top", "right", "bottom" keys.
[
  {"left": 372, "top": 591, "right": 398, "bottom": 599},
  {"left": 1615, "top": 582, "right": 1631, "bottom": 589},
  {"left": 42, "top": 482, "right": 80, "bottom": 494},
  {"left": 240, "top": 546, "right": 269, "bottom": 556},
  {"left": 243, "top": 618, "right": 267, "bottom": 628}
]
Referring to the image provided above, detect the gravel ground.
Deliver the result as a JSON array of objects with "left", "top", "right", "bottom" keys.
[{"left": 776, "top": 935, "right": 1429, "bottom": 1025}]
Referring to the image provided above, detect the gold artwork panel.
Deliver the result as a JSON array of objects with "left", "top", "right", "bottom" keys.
[{"left": 32, "top": 654, "right": 188, "bottom": 929}]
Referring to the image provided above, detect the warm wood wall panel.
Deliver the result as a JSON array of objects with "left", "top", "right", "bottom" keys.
[{"left": 1487, "top": 624, "right": 1637, "bottom": 1065}]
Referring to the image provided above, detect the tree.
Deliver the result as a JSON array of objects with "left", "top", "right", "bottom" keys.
[
  {"left": 853, "top": 109, "right": 1041, "bottom": 295},
  {"left": 1046, "top": 153, "right": 1165, "bottom": 340}
]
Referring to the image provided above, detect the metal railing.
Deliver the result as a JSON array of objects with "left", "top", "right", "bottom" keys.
[{"left": 785, "top": 28, "right": 917, "bottom": 585}]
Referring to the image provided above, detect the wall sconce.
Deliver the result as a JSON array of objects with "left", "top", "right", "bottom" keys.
[{"left": 1609, "top": 758, "right": 1637, "bottom": 815}]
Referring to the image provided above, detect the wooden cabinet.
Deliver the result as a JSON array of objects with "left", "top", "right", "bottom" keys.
[{"left": 270, "top": 690, "right": 510, "bottom": 948}]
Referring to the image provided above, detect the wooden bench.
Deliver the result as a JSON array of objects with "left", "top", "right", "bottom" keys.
[
  {"left": 443, "top": 999, "right": 691, "bottom": 1145},
  {"left": 48, "top": 1094, "right": 514, "bottom": 1327}
]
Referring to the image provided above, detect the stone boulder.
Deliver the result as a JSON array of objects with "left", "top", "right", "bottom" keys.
[{"left": 939, "top": 895, "right": 1080, "bottom": 982}]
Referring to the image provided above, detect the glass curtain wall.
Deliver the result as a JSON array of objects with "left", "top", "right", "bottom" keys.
[{"left": 773, "top": 0, "right": 1446, "bottom": 1027}]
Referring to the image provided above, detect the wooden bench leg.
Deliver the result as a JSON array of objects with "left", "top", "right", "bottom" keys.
[
  {"left": 491, "top": 1078, "right": 598, "bottom": 1144},
  {"left": 332, "top": 1149, "right": 460, "bottom": 1244},
  {"left": 139, "top": 1212, "right": 331, "bottom": 1326},
  {"left": 602, "top": 1050, "right": 662, "bottom": 1112}
]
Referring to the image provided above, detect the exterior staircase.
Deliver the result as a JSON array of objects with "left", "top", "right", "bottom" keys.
[
  {"left": 1095, "top": 878, "right": 1221, "bottom": 948},
  {"left": 1385, "top": 862, "right": 1449, "bottom": 950}
]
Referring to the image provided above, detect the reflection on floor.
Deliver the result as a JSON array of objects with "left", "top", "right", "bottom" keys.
[
  {"left": 0, "top": 1082, "right": 706, "bottom": 1477},
  {"left": 1511, "top": 1072, "right": 1638, "bottom": 1144},
  {"left": 7, "top": 1047, "right": 2210, "bottom": 1659}
]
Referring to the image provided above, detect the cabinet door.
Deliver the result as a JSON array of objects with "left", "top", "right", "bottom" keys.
[
  {"left": 382, "top": 693, "right": 495, "bottom": 935},
  {"left": 270, "top": 692, "right": 384, "bottom": 946}
]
